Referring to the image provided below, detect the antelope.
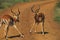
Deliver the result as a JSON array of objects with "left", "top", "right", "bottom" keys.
[
  {"left": 30, "top": 5, "right": 45, "bottom": 35},
  {"left": 0, "top": 9, "right": 24, "bottom": 40}
]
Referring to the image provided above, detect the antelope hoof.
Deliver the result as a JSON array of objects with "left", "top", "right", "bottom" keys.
[
  {"left": 5, "top": 36, "right": 8, "bottom": 40},
  {"left": 20, "top": 34, "right": 24, "bottom": 38},
  {"left": 5, "top": 35, "right": 8, "bottom": 38},
  {"left": 34, "top": 31, "right": 37, "bottom": 33},
  {"left": 42, "top": 32, "right": 44, "bottom": 35},
  {"left": 29, "top": 30, "right": 32, "bottom": 33},
  {"left": 6, "top": 38, "right": 8, "bottom": 40}
]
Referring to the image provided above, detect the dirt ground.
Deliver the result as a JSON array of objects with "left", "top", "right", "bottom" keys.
[{"left": 0, "top": 0, "right": 60, "bottom": 40}]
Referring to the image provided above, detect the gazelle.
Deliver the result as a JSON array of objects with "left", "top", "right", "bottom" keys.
[
  {"left": 0, "top": 9, "right": 24, "bottom": 40},
  {"left": 30, "top": 5, "right": 45, "bottom": 35}
]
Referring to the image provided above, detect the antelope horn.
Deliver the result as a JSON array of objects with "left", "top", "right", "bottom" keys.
[
  {"left": 31, "top": 5, "right": 35, "bottom": 13},
  {"left": 11, "top": 9, "right": 16, "bottom": 15},
  {"left": 18, "top": 8, "right": 20, "bottom": 15},
  {"left": 31, "top": 5, "right": 40, "bottom": 13}
]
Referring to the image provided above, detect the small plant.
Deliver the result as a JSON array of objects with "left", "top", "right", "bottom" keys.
[
  {"left": 54, "top": 16, "right": 60, "bottom": 22},
  {"left": 56, "top": 1, "right": 60, "bottom": 8},
  {"left": 54, "top": 1, "right": 60, "bottom": 22},
  {"left": 0, "top": 0, "right": 31, "bottom": 9}
]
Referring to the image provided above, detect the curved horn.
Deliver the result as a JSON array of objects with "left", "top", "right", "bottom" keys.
[
  {"left": 31, "top": 5, "right": 40, "bottom": 13},
  {"left": 31, "top": 5, "right": 35, "bottom": 13},
  {"left": 11, "top": 9, "right": 16, "bottom": 15},
  {"left": 18, "top": 8, "right": 20, "bottom": 15},
  {"left": 35, "top": 5, "right": 40, "bottom": 13}
]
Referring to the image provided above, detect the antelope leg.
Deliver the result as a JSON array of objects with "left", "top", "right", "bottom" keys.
[
  {"left": 4, "top": 24, "right": 9, "bottom": 40},
  {"left": 30, "top": 22, "right": 35, "bottom": 33},
  {"left": 42, "top": 21, "right": 44, "bottom": 35},
  {"left": 13, "top": 25, "right": 24, "bottom": 37},
  {"left": 34, "top": 23, "right": 38, "bottom": 32},
  {"left": 0, "top": 23, "right": 2, "bottom": 28},
  {"left": 0, "top": 20, "right": 2, "bottom": 28}
]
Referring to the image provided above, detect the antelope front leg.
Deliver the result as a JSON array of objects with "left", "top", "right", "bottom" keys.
[
  {"left": 34, "top": 23, "right": 38, "bottom": 33},
  {"left": 29, "top": 22, "right": 35, "bottom": 33},
  {"left": 0, "top": 21, "right": 2, "bottom": 28},
  {"left": 4, "top": 24, "right": 9, "bottom": 40},
  {"left": 13, "top": 25, "right": 24, "bottom": 38},
  {"left": 0, "top": 23, "right": 2, "bottom": 28},
  {"left": 41, "top": 22, "right": 44, "bottom": 35}
]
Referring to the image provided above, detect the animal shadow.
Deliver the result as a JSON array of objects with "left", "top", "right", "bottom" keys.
[
  {"left": 35, "top": 31, "right": 49, "bottom": 34},
  {"left": 8, "top": 34, "right": 24, "bottom": 38}
]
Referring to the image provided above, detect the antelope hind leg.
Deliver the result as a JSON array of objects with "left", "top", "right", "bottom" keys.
[{"left": 4, "top": 24, "right": 9, "bottom": 40}]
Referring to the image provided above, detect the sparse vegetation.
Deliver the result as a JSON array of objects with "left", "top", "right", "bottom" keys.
[
  {"left": 54, "top": 1, "right": 60, "bottom": 22},
  {"left": 0, "top": 0, "right": 38, "bottom": 9}
]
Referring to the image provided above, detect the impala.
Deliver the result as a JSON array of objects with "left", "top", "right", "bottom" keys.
[
  {"left": 0, "top": 9, "right": 24, "bottom": 40},
  {"left": 30, "top": 5, "right": 45, "bottom": 35}
]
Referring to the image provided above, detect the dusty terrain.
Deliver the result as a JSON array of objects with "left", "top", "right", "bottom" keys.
[{"left": 0, "top": 0, "right": 60, "bottom": 40}]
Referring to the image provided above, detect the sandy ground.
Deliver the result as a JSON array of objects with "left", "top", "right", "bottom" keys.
[{"left": 0, "top": 0, "right": 60, "bottom": 40}]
